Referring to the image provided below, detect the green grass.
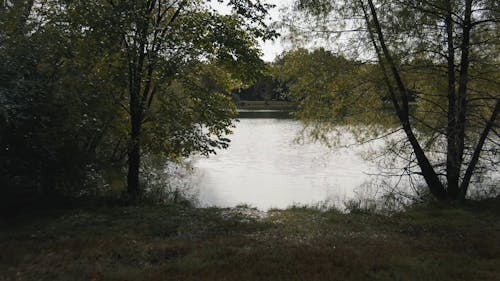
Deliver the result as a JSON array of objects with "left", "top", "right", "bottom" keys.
[{"left": 1, "top": 199, "right": 500, "bottom": 281}]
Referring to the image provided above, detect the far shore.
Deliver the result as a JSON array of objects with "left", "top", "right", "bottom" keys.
[{"left": 235, "top": 100, "right": 298, "bottom": 111}]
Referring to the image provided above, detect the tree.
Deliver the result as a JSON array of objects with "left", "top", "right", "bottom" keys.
[
  {"left": 67, "top": 0, "right": 276, "bottom": 200},
  {"left": 286, "top": 0, "right": 499, "bottom": 201},
  {"left": 1, "top": 0, "right": 275, "bottom": 203},
  {"left": 236, "top": 73, "right": 289, "bottom": 101},
  {"left": 1, "top": 0, "right": 120, "bottom": 198},
  {"left": 272, "top": 48, "right": 387, "bottom": 124}
]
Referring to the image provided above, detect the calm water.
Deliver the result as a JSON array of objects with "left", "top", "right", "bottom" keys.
[{"left": 190, "top": 113, "right": 377, "bottom": 210}]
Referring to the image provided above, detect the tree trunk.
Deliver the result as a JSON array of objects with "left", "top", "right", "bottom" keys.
[
  {"left": 454, "top": 0, "right": 473, "bottom": 200},
  {"left": 444, "top": 0, "right": 461, "bottom": 199},
  {"left": 459, "top": 99, "right": 500, "bottom": 200},
  {"left": 365, "top": 0, "right": 447, "bottom": 200},
  {"left": 127, "top": 142, "right": 141, "bottom": 199},
  {"left": 127, "top": 90, "right": 142, "bottom": 199},
  {"left": 126, "top": 17, "right": 148, "bottom": 200}
]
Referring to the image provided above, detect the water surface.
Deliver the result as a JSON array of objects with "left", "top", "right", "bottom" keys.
[{"left": 191, "top": 116, "right": 376, "bottom": 210}]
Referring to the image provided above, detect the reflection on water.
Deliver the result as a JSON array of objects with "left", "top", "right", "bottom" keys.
[{"left": 190, "top": 114, "right": 377, "bottom": 210}]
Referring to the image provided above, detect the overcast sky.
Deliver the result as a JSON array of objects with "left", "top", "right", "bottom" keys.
[
  {"left": 212, "top": 0, "right": 294, "bottom": 62},
  {"left": 258, "top": 0, "right": 294, "bottom": 61}
]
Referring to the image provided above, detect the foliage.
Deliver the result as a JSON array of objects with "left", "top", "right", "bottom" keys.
[
  {"left": 272, "top": 47, "right": 398, "bottom": 145},
  {"left": 143, "top": 62, "right": 240, "bottom": 161},
  {"left": 0, "top": 0, "right": 125, "bottom": 197},
  {"left": 68, "top": 0, "right": 277, "bottom": 198},
  {"left": 0, "top": 0, "right": 275, "bottom": 202},
  {"left": 283, "top": 0, "right": 499, "bottom": 201},
  {"left": 236, "top": 72, "right": 290, "bottom": 101}
]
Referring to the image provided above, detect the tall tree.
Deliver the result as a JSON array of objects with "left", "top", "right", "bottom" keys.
[
  {"left": 1, "top": 0, "right": 275, "bottom": 202},
  {"left": 286, "top": 0, "right": 499, "bottom": 201},
  {"left": 72, "top": 0, "right": 276, "bottom": 199}
]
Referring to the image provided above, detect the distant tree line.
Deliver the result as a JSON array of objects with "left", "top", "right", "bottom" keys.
[
  {"left": 233, "top": 48, "right": 420, "bottom": 105},
  {"left": 234, "top": 75, "right": 290, "bottom": 102}
]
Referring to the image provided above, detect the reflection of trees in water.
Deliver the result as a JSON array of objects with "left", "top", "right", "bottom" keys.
[
  {"left": 298, "top": 125, "right": 499, "bottom": 206},
  {"left": 279, "top": 0, "right": 499, "bottom": 203},
  {"left": 141, "top": 157, "right": 198, "bottom": 206}
]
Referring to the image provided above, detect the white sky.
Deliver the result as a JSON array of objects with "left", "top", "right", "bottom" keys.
[
  {"left": 212, "top": 0, "right": 294, "bottom": 62},
  {"left": 258, "top": 0, "right": 294, "bottom": 61}
]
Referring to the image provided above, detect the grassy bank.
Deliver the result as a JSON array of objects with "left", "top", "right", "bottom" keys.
[{"left": 1, "top": 199, "right": 500, "bottom": 281}]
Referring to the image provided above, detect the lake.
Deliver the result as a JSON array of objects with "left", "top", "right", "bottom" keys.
[{"left": 189, "top": 111, "right": 378, "bottom": 210}]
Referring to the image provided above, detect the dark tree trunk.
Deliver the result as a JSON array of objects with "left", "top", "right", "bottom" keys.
[
  {"left": 359, "top": 0, "right": 495, "bottom": 202},
  {"left": 111, "top": 0, "right": 186, "bottom": 201},
  {"left": 127, "top": 83, "right": 143, "bottom": 199},
  {"left": 453, "top": 0, "right": 473, "bottom": 200},
  {"left": 125, "top": 17, "right": 148, "bottom": 200},
  {"left": 444, "top": 0, "right": 461, "bottom": 199},
  {"left": 459, "top": 99, "right": 499, "bottom": 200},
  {"left": 365, "top": 0, "right": 448, "bottom": 200},
  {"left": 127, "top": 115, "right": 141, "bottom": 199}
]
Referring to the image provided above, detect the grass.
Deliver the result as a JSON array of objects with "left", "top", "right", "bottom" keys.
[{"left": 1, "top": 199, "right": 500, "bottom": 280}]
